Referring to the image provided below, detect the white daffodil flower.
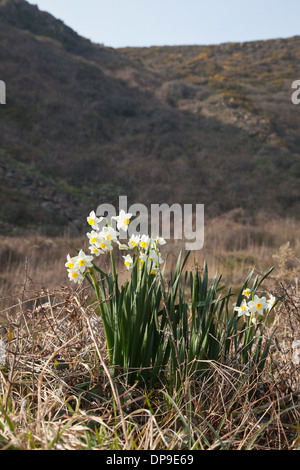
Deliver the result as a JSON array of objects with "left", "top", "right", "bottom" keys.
[
  {"left": 266, "top": 294, "right": 276, "bottom": 311},
  {"left": 66, "top": 209, "right": 169, "bottom": 286},
  {"left": 139, "top": 252, "right": 161, "bottom": 275},
  {"left": 140, "top": 234, "right": 150, "bottom": 250},
  {"left": 123, "top": 254, "right": 133, "bottom": 270},
  {"left": 68, "top": 269, "right": 84, "bottom": 284},
  {"left": 149, "top": 265, "right": 159, "bottom": 275},
  {"left": 65, "top": 254, "right": 77, "bottom": 270},
  {"left": 139, "top": 251, "right": 147, "bottom": 264},
  {"left": 248, "top": 295, "right": 268, "bottom": 315},
  {"left": 148, "top": 248, "right": 164, "bottom": 265},
  {"left": 112, "top": 209, "right": 132, "bottom": 232},
  {"left": 153, "top": 236, "right": 167, "bottom": 246},
  {"left": 242, "top": 288, "right": 251, "bottom": 298},
  {"left": 88, "top": 245, "right": 103, "bottom": 257},
  {"left": 99, "top": 226, "right": 119, "bottom": 243},
  {"left": 117, "top": 241, "right": 129, "bottom": 250},
  {"left": 97, "top": 237, "right": 113, "bottom": 252},
  {"left": 128, "top": 234, "right": 140, "bottom": 249},
  {"left": 148, "top": 249, "right": 158, "bottom": 262},
  {"left": 87, "top": 230, "right": 100, "bottom": 245},
  {"left": 234, "top": 299, "right": 250, "bottom": 317},
  {"left": 74, "top": 250, "right": 94, "bottom": 273},
  {"left": 87, "top": 211, "right": 103, "bottom": 230},
  {"left": 148, "top": 258, "right": 162, "bottom": 275}
]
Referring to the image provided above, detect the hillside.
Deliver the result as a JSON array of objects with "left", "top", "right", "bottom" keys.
[{"left": 0, "top": 0, "right": 300, "bottom": 236}]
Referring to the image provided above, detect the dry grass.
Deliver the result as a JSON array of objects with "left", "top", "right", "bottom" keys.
[
  {"left": 0, "top": 212, "right": 299, "bottom": 450},
  {"left": 0, "top": 281, "right": 299, "bottom": 450},
  {"left": 1, "top": 211, "right": 299, "bottom": 312}
]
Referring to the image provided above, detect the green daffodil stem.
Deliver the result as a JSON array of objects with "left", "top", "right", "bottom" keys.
[
  {"left": 87, "top": 267, "right": 113, "bottom": 362},
  {"left": 88, "top": 267, "right": 100, "bottom": 298},
  {"left": 110, "top": 250, "right": 117, "bottom": 283}
]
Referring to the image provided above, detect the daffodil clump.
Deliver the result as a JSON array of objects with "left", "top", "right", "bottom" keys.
[
  {"left": 64, "top": 210, "right": 279, "bottom": 389},
  {"left": 65, "top": 209, "right": 167, "bottom": 284},
  {"left": 233, "top": 288, "right": 276, "bottom": 324}
]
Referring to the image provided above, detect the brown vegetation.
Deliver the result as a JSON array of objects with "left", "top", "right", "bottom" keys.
[
  {"left": 0, "top": 2, "right": 299, "bottom": 449},
  {"left": 0, "top": 1, "right": 299, "bottom": 237},
  {"left": 1, "top": 211, "right": 299, "bottom": 312},
  {"left": 0, "top": 213, "right": 299, "bottom": 450}
]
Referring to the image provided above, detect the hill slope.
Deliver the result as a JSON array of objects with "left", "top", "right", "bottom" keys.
[{"left": 0, "top": 0, "right": 299, "bottom": 235}]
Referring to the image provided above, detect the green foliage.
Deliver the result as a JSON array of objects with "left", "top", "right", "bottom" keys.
[
  {"left": 88, "top": 253, "right": 166, "bottom": 387},
  {"left": 86, "top": 250, "right": 277, "bottom": 391}
]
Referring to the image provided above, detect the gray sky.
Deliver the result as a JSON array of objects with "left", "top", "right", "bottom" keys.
[{"left": 27, "top": 0, "right": 300, "bottom": 48}]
